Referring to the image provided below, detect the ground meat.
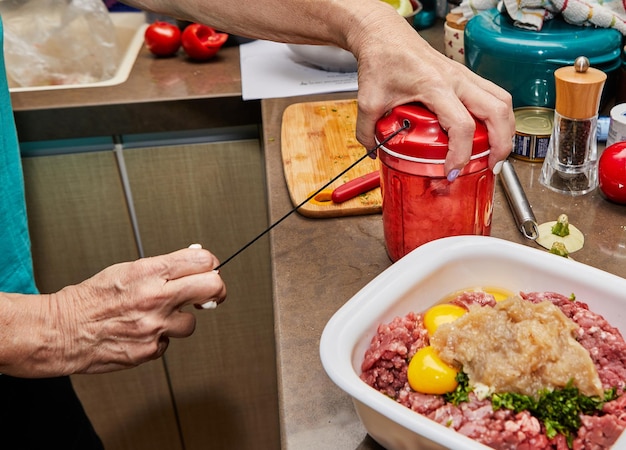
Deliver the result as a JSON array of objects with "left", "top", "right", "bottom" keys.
[
  {"left": 360, "top": 292, "right": 626, "bottom": 449},
  {"left": 360, "top": 312, "right": 429, "bottom": 398},
  {"left": 450, "top": 290, "right": 497, "bottom": 309},
  {"left": 520, "top": 292, "right": 626, "bottom": 392}
]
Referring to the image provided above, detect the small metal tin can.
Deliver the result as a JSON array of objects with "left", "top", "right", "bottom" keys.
[{"left": 512, "top": 107, "right": 554, "bottom": 162}]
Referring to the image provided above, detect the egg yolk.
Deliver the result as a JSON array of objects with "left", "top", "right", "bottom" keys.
[
  {"left": 483, "top": 287, "right": 514, "bottom": 302},
  {"left": 423, "top": 303, "right": 467, "bottom": 336},
  {"left": 407, "top": 346, "right": 458, "bottom": 395}
]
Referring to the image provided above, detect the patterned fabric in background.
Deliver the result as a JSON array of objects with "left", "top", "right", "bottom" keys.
[
  {"left": 454, "top": 0, "right": 626, "bottom": 35},
  {"left": 103, "top": 0, "right": 139, "bottom": 12}
]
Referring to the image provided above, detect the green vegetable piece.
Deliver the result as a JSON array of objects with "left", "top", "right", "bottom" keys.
[
  {"left": 491, "top": 380, "right": 617, "bottom": 447},
  {"left": 443, "top": 373, "right": 620, "bottom": 446},
  {"left": 537, "top": 215, "right": 584, "bottom": 253},
  {"left": 549, "top": 241, "right": 569, "bottom": 257},
  {"left": 443, "top": 371, "right": 471, "bottom": 405},
  {"left": 492, "top": 392, "right": 535, "bottom": 413},
  {"left": 551, "top": 214, "right": 571, "bottom": 237}
]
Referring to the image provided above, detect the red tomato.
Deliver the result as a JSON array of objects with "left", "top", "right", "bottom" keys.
[
  {"left": 598, "top": 142, "right": 626, "bottom": 204},
  {"left": 144, "top": 21, "right": 181, "bottom": 57},
  {"left": 181, "top": 23, "right": 228, "bottom": 60}
]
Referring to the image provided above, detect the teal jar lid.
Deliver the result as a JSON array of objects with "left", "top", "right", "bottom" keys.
[{"left": 465, "top": 9, "right": 622, "bottom": 108}]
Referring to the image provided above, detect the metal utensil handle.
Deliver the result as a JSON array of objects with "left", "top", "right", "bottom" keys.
[{"left": 499, "top": 160, "right": 539, "bottom": 240}]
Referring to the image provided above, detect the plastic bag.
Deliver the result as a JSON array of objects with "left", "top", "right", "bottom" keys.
[{"left": 0, "top": 0, "right": 119, "bottom": 87}]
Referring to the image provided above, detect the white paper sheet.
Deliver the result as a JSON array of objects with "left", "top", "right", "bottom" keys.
[{"left": 239, "top": 40, "right": 358, "bottom": 100}]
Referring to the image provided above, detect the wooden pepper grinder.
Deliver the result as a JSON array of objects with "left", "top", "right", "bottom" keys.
[{"left": 539, "top": 56, "right": 607, "bottom": 195}]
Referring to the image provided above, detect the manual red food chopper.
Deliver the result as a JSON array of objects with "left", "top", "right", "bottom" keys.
[{"left": 375, "top": 103, "right": 495, "bottom": 262}]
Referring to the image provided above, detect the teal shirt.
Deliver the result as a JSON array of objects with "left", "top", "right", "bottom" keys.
[{"left": 0, "top": 17, "right": 38, "bottom": 294}]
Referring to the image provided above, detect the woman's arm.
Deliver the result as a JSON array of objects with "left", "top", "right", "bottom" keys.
[
  {"left": 126, "top": 0, "right": 515, "bottom": 176},
  {"left": 0, "top": 247, "right": 225, "bottom": 378}
]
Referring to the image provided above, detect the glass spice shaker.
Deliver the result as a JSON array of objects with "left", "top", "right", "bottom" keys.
[{"left": 539, "top": 56, "right": 607, "bottom": 195}]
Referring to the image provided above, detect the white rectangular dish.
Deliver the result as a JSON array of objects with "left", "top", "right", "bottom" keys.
[
  {"left": 8, "top": 12, "right": 147, "bottom": 92},
  {"left": 320, "top": 236, "right": 626, "bottom": 449}
]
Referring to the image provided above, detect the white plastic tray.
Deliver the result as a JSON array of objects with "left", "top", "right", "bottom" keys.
[{"left": 320, "top": 235, "right": 626, "bottom": 449}]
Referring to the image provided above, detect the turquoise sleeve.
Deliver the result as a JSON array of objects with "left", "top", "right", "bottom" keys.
[{"left": 0, "top": 16, "right": 39, "bottom": 295}]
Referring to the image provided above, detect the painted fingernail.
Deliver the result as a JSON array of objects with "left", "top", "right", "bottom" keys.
[
  {"left": 447, "top": 169, "right": 461, "bottom": 182},
  {"left": 188, "top": 243, "right": 202, "bottom": 249},
  {"left": 493, "top": 160, "right": 504, "bottom": 175}
]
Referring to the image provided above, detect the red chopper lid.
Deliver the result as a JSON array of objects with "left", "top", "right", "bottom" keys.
[{"left": 375, "top": 103, "right": 490, "bottom": 160}]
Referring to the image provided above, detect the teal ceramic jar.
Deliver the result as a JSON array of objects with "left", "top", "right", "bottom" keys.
[
  {"left": 618, "top": 47, "right": 626, "bottom": 104},
  {"left": 464, "top": 9, "right": 622, "bottom": 109}
]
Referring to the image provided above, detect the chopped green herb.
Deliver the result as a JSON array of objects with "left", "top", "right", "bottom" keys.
[
  {"left": 445, "top": 374, "right": 618, "bottom": 447},
  {"left": 569, "top": 293, "right": 576, "bottom": 301},
  {"left": 491, "top": 391, "right": 535, "bottom": 413},
  {"left": 491, "top": 380, "right": 617, "bottom": 446},
  {"left": 443, "top": 371, "right": 471, "bottom": 405}
]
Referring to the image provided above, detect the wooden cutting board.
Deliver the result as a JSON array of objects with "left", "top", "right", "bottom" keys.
[{"left": 281, "top": 99, "right": 382, "bottom": 218}]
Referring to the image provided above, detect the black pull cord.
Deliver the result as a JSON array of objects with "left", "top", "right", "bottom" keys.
[{"left": 214, "top": 121, "right": 409, "bottom": 270}]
